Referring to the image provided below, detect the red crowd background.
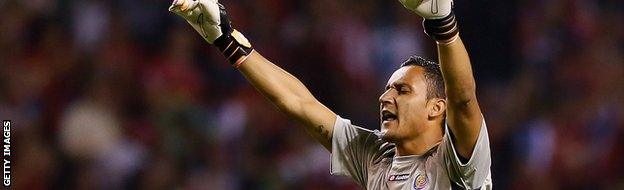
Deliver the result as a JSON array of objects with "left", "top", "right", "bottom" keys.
[{"left": 0, "top": 0, "right": 623, "bottom": 189}]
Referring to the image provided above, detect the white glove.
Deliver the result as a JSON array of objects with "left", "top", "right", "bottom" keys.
[
  {"left": 169, "top": 0, "right": 225, "bottom": 44},
  {"left": 169, "top": 0, "right": 253, "bottom": 66},
  {"left": 398, "top": 0, "right": 453, "bottom": 19}
]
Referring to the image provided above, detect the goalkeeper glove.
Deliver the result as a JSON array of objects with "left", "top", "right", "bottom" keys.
[
  {"left": 169, "top": 0, "right": 253, "bottom": 67},
  {"left": 398, "top": 0, "right": 459, "bottom": 44}
]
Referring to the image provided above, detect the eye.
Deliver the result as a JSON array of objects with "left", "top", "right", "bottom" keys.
[{"left": 398, "top": 86, "right": 410, "bottom": 94}]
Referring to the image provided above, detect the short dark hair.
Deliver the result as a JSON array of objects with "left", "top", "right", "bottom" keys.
[{"left": 400, "top": 56, "right": 446, "bottom": 99}]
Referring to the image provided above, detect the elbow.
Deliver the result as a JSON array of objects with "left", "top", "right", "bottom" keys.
[
  {"left": 274, "top": 96, "right": 316, "bottom": 115},
  {"left": 446, "top": 85, "right": 477, "bottom": 106},
  {"left": 274, "top": 97, "right": 299, "bottom": 112}
]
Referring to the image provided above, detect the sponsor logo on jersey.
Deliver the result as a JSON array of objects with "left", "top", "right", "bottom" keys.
[
  {"left": 388, "top": 174, "right": 410, "bottom": 181},
  {"left": 413, "top": 173, "right": 428, "bottom": 190}
]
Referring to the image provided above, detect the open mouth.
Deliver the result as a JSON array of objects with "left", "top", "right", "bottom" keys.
[{"left": 381, "top": 110, "right": 398, "bottom": 122}]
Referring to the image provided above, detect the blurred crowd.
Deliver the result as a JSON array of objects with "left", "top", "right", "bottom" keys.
[{"left": 0, "top": 0, "right": 623, "bottom": 189}]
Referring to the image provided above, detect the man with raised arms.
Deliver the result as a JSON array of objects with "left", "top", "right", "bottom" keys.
[{"left": 169, "top": 0, "right": 491, "bottom": 189}]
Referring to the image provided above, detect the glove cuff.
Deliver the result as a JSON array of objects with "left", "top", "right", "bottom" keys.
[
  {"left": 423, "top": 11, "right": 459, "bottom": 44},
  {"left": 214, "top": 29, "right": 254, "bottom": 67}
]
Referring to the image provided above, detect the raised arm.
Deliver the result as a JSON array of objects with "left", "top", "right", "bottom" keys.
[
  {"left": 437, "top": 38, "right": 483, "bottom": 158},
  {"left": 169, "top": 0, "right": 336, "bottom": 150},
  {"left": 237, "top": 52, "right": 336, "bottom": 150},
  {"left": 399, "top": 0, "right": 483, "bottom": 158}
]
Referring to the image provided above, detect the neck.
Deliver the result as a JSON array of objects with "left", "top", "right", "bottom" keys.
[{"left": 394, "top": 127, "right": 443, "bottom": 156}]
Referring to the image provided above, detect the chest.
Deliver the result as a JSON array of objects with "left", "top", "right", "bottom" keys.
[{"left": 367, "top": 159, "right": 445, "bottom": 190}]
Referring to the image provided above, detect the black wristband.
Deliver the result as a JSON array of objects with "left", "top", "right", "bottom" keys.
[
  {"left": 213, "top": 30, "right": 254, "bottom": 66},
  {"left": 423, "top": 11, "right": 459, "bottom": 43}
]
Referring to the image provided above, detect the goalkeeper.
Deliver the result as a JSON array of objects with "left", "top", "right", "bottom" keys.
[{"left": 170, "top": 0, "right": 491, "bottom": 189}]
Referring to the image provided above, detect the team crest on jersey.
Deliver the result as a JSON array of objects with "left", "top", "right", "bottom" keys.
[{"left": 413, "top": 173, "right": 428, "bottom": 190}]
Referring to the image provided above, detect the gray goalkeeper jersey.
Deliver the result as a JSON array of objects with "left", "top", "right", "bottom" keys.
[{"left": 330, "top": 115, "right": 492, "bottom": 190}]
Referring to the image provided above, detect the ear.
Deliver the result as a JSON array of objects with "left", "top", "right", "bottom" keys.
[{"left": 428, "top": 98, "right": 446, "bottom": 118}]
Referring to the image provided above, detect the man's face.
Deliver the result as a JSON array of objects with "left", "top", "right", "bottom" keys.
[{"left": 378, "top": 66, "right": 435, "bottom": 142}]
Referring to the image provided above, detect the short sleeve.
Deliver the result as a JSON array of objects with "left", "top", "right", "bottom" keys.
[
  {"left": 439, "top": 119, "right": 492, "bottom": 189},
  {"left": 330, "top": 115, "right": 387, "bottom": 187}
]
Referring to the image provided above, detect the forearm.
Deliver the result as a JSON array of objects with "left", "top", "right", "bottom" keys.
[
  {"left": 437, "top": 37, "right": 477, "bottom": 104},
  {"left": 237, "top": 51, "right": 336, "bottom": 150},
  {"left": 238, "top": 51, "right": 317, "bottom": 108}
]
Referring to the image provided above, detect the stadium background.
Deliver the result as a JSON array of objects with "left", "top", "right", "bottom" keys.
[{"left": 1, "top": 0, "right": 623, "bottom": 189}]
